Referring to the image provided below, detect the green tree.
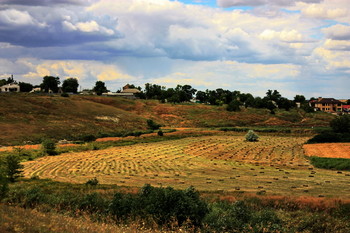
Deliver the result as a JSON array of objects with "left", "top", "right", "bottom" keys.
[
  {"left": 19, "top": 82, "right": 33, "bottom": 92},
  {"left": 294, "top": 95, "right": 306, "bottom": 103},
  {"left": 93, "top": 81, "right": 108, "bottom": 96},
  {"left": 196, "top": 90, "right": 207, "bottom": 103},
  {"left": 227, "top": 99, "right": 241, "bottom": 112},
  {"left": 330, "top": 115, "right": 350, "bottom": 133},
  {"left": 0, "top": 154, "right": 24, "bottom": 182},
  {"left": 40, "top": 76, "right": 60, "bottom": 93},
  {"left": 62, "top": 77, "right": 79, "bottom": 93},
  {"left": 41, "top": 139, "right": 56, "bottom": 155}
]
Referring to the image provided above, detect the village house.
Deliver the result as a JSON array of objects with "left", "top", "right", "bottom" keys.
[
  {"left": 0, "top": 83, "right": 20, "bottom": 92},
  {"left": 105, "top": 84, "right": 141, "bottom": 99},
  {"left": 309, "top": 97, "right": 343, "bottom": 113}
]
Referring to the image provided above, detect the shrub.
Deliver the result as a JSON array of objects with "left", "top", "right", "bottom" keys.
[
  {"left": 245, "top": 130, "right": 259, "bottom": 142},
  {"left": 0, "top": 170, "right": 9, "bottom": 200},
  {"left": 41, "top": 139, "right": 56, "bottom": 155},
  {"left": 147, "top": 119, "right": 161, "bottom": 130},
  {"left": 157, "top": 130, "right": 164, "bottom": 136},
  {"left": 85, "top": 177, "right": 99, "bottom": 186},
  {"left": 79, "top": 192, "right": 108, "bottom": 214},
  {"left": 81, "top": 134, "right": 96, "bottom": 142},
  {"left": 61, "top": 93, "right": 69, "bottom": 97},
  {"left": 330, "top": 114, "right": 350, "bottom": 133},
  {"left": 203, "top": 201, "right": 252, "bottom": 232}
]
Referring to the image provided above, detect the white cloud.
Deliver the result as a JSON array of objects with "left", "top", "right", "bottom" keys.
[
  {"left": 322, "top": 24, "right": 350, "bottom": 40},
  {"left": 0, "top": 9, "right": 38, "bottom": 26}
]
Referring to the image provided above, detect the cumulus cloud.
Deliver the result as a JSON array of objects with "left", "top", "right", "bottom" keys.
[{"left": 322, "top": 25, "right": 350, "bottom": 40}]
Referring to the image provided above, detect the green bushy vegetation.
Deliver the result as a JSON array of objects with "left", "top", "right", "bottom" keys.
[
  {"left": 307, "top": 115, "right": 350, "bottom": 143},
  {"left": 309, "top": 157, "right": 350, "bottom": 171},
  {"left": 2, "top": 179, "right": 350, "bottom": 232},
  {"left": 245, "top": 130, "right": 259, "bottom": 142}
]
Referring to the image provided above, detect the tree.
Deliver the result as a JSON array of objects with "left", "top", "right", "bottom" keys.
[
  {"left": 19, "top": 82, "right": 33, "bottom": 92},
  {"left": 330, "top": 115, "right": 350, "bottom": 133},
  {"left": 62, "top": 77, "right": 79, "bottom": 93},
  {"left": 41, "top": 139, "right": 56, "bottom": 155},
  {"left": 196, "top": 91, "right": 207, "bottom": 103},
  {"left": 93, "top": 81, "right": 108, "bottom": 96},
  {"left": 40, "top": 76, "right": 60, "bottom": 93},
  {"left": 227, "top": 100, "right": 241, "bottom": 112},
  {"left": 265, "top": 90, "right": 281, "bottom": 102},
  {"left": 294, "top": 95, "right": 306, "bottom": 103},
  {"left": 0, "top": 154, "right": 24, "bottom": 182}
]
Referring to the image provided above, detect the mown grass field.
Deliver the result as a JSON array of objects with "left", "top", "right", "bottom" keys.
[{"left": 22, "top": 135, "right": 350, "bottom": 198}]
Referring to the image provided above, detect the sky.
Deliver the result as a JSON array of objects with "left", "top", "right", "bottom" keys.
[{"left": 0, "top": 0, "right": 349, "bottom": 98}]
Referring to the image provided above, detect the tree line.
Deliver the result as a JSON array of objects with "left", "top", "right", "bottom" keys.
[{"left": 1, "top": 75, "right": 329, "bottom": 113}]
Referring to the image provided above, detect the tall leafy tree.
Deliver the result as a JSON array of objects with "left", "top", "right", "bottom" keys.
[
  {"left": 40, "top": 76, "right": 60, "bottom": 93},
  {"left": 19, "top": 82, "right": 33, "bottom": 92},
  {"left": 93, "top": 81, "right": 108, "bottom": 95},
  {"left": 62, "top": 77, "right": 79, "bottom": 93}
]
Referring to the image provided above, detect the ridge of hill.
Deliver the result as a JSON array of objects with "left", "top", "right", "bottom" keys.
[{"left": 0, "top": 93, "right": 334, "bottom": 145}]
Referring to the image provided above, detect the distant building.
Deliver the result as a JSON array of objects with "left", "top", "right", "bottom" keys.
[
  {"left": 343, "top": 105, "right": 350, "bottom": 113},
  {"left": 0, "top": 83, "right": 20, "bottom": 92},
  {"left": 102, "top": 84, "right": 141, "bottom": 99},
  {"left": 309, "top": 97, "right": 343, "bottom": 113}
]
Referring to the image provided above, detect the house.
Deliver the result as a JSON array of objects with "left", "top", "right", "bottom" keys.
[
  {"left": 106, "top": 84, "right": 141, "bottom": 99},
  {"left": 309, "top": 97, "right": 343, "bottom": 113},
  {"left": 0, "top": 83, "right": 20, "bottom": 92},
  {"left": 29, "top": 87, "right": 42, "bottom": 93}
]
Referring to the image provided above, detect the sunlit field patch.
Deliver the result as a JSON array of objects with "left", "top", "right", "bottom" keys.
[{"left": 22, "top": 136, "right": 350, "bottom": 198}]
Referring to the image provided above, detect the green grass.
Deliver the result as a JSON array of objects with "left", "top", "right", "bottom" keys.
[{"left": 309, "top": 157, "right": 350, "bottom": 171}]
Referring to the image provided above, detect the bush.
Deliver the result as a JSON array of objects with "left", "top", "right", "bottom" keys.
[
  {"left": 147, "top": 119, "right": 161, "bottom": 130},
  {"left": 109, "top": 185, "right": 208, "bottom": 226},
  {"left": 157, "top": 130, "right": 164, "bottom": 136},
  {"left": 81, "top": 134, "right": 96, "bottom": 142},
  {"left": 0, "top": 170, "right": 9, "bottom": 200},
  {"left": 85, "top": 177, "right": 99, "bottom": 186},
  {"left": 41, "top": 139, "right": 56, "bottom": 155},
  {"left": 245, "top": 130, "right": 259, "bottom": 142},
  {"left": 330, "top": 115, "right": 350, "bottom": 133},
  {"left": 203, "top": 201, "right": 252, "bottom": 232},
  {"left": 61, "top": 93, "right": 69, "bottom": 97}
]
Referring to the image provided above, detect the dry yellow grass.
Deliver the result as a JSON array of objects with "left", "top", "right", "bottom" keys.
[
  {"left": 22, "top": 136, "right": 350, "bottom": 198},
  {"left": 303, "top": 143, "right": 350, "bottom": 159}
]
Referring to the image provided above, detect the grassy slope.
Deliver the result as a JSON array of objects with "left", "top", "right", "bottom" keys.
[{"left": 0, "top": 93, "right": 334, "bottom": 145}]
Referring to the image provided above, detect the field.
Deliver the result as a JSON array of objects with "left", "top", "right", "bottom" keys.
[
  {"left": 0, "top": 94, "right": 334, "bottom": 145},
  {"left": 304, "top": 143, "right": 350, "bottom": 159},
  {"left": 22, "top": 135, "right": 350, "bottom": 198}
]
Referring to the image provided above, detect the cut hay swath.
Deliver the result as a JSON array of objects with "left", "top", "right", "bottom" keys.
[{"left": 22, "top": 136, "right": 350, "bottom": 198}]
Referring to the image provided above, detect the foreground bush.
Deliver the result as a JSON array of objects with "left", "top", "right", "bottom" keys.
[
  {"left": 109, "top": 185, "right": 208, "bottom": 226},
  {"left": 245, "top": 130, "right": 259, "bottom": 142}
]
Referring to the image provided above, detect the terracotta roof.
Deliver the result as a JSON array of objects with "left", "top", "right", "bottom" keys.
[{"left": 343, "top": 105, "right": 350, "bottom": 109}]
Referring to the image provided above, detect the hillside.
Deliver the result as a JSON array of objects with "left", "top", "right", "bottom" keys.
[{"left": 0, "top": 93, "right": 334, "bottom": 145}]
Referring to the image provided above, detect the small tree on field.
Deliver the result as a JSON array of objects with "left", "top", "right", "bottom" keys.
[
  {"left": 0, "top": 154, "right": 24, "bottom": 183},
  {"left": 245, "top": 130, "right": 259, "bottom": 142},
  {"left": 41, "top": 139, "right": 56, "bottom": 155}
]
